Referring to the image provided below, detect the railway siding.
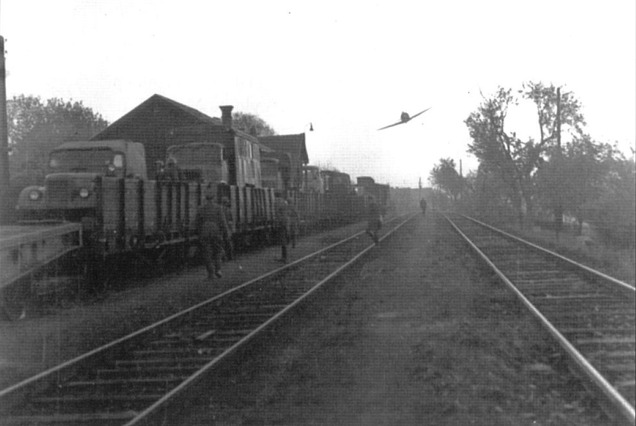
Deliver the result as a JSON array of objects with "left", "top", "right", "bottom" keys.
[
  {"left": 175, "top": 212, "right": 610, "bottom": 425},
  {"left": 445, "top": 213, "right": 635, "bottom": 425}
]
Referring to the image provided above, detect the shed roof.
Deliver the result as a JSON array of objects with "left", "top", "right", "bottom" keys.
[{"left": 258, "top": 133, "right": 309, "bottom": 164}]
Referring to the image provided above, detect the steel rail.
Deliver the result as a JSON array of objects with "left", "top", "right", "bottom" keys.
[
  {"left": 0, "top": 213, "right": 416, "bottom": 425},
  {"left": 444, "top": 213, "right": 635, "bottom": 425},
  {"left": 0, "top": 222, "right": 373, "bottom": 399},
  {"left": 126, "top": 213, "right": 416, "bottom": 425},
  {"left": 465, "top": 214, "right": 635, "bottom": 293}
]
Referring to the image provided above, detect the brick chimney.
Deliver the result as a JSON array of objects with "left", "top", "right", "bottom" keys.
[{"left": 220, "top": 105, "right": 233, "bottom": 129}]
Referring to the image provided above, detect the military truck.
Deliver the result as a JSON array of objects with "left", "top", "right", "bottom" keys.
[{"left": 17, "top": 138, "right": 275, "bottom": 261}]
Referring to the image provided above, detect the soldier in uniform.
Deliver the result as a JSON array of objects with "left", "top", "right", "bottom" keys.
[
  {"left": 274, "top": 191, "right": 291, "bottom": 262},
  {"left": 196, "top": 186, "right": 232, "bottom": 280},
  {"left": 155, "top": 160, "right": 166, "bottom": 181},
  {"left": 366, "top": 196, "right": 382, "bottom": 244},
  {"left": 165, "top": 157, "right": 180, "bottom": 181},
  {"left": 420, "top": 198, "right": 427, "bottom": 217},
  {"left": 288, "top": 198, "right": 300, "bottom": 249},
  {"left": 221, "top": 196, "right": 234, "bottom": 261}
]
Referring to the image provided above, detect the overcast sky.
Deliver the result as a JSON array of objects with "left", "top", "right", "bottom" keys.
[{"left": 1, "top": 0, "right": 634, "bottom": 187}]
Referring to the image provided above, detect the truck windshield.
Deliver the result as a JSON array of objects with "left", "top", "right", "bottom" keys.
[{"left": 49, "top": 149, "right": 122, "bottom": 173}]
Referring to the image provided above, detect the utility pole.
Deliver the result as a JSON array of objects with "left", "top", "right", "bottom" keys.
[
  {"left": 0, "top": 35, "right": 10, "bottom": 224},
  {"left": 554, "top": 87, "right": 563, "bottom": 241}
]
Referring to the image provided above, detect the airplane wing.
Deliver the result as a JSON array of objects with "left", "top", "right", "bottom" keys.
[
  {"left": 377, "top": 120, "right": 405, "bottom": 131},
  {"left": 409, "top": 107, "right": 431, "bottom": 120}
]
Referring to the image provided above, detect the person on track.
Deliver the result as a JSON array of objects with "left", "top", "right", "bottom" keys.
[
  {"left": 420, "top": 198, "right": 427, "bottom": 217},
  {"left": 366, "top": 196, "right": 382, "bottom": 244}
]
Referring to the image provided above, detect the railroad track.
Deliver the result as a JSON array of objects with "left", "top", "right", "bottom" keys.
[
  {"left": 0, "top": 214, "right": 415, "bottom": 425},
  {"left": 444, "top": 213, "right": 635, "bottom": 425}
]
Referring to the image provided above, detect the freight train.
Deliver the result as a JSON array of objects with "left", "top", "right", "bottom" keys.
[{"left": 2, "top": 96, "right": 391, "bottom": 317}]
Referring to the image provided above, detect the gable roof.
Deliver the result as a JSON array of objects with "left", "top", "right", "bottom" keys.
[
  {"left": 92, "top": 94, "right": 221, "bottom": 140},
  {"left": 93, "top": 94, "right": 274, "bottom": 151},
  {"left": 258, "top": 133, "right": 309, "bottom": 164}
]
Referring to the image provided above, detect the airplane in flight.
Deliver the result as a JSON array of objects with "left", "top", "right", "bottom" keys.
[{"left": 377, "top": 107, "right": 431, "bottom": 131}]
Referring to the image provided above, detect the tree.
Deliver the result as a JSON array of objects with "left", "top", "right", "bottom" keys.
[
  {"left": 232, "top": 111, "right": 276, "bottom": 137},
  {"left": 8, "top": 95, "right": 109, "bottom": 180},
  {"left": 429, "top": 158, "right": 462, "bottom": 203},
  {"left": 465, "top": 83, "right": 585, "bottom": 227},
  {"left": 465, "top": 87, "right": 527, "bottom": 225},
  {"left": 314, "top": 162, "right": 340, "bottom": 173},
  {"left": 463, "top": 166, "right": 517, "bottom": 221},
  {"left": 583, "top": 151, "right": 635, "bottom": 247},
  {"left": 535, "top": 135, "right": 612, "bottom": 234},
  {"left": 523, "top": 82, "right": 585, "bottom": 146}
]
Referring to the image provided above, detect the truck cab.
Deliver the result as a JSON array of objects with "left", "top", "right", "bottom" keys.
[
  {"left": 261, "top": 157, "right": 283, "bottom": 191},
  {"left": 165, "top": 142, "right": 228, "bottom": 184},
  {"left": 17, "top": 140, "right": 147, "bottom": 219},
  {"left": 302, "top": 165, "right": 324, "bottom": 193}
]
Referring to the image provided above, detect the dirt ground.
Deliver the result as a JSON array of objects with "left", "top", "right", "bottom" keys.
[
  {"left": 0, "top": 213, "right": 609, "bottom": 425},
  {"left": 175, "top": 213, "right": 606, "bottom": 425}
]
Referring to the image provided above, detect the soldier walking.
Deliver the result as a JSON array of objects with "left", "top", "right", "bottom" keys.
[
  {"left": 366, "top": 196, "right": 382, "bottom": 244},
  {"left": 274, "top": 191, "right": 291, "bottom": 262},
  {"left": 288, "top": 199, "right": 300, "bottom": 249},
  {"left": 196, "top": 186, "right": 232, "bottom": 280}
]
